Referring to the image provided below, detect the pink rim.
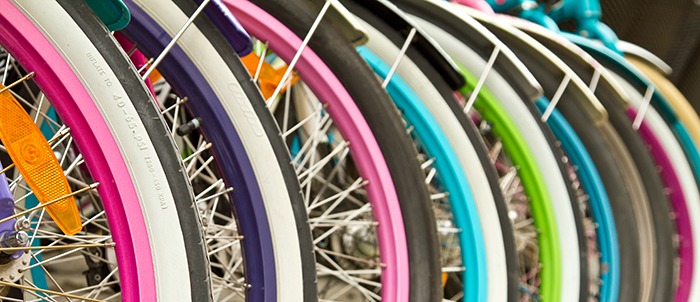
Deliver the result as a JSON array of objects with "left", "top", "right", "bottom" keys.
[
  {"left": 226, "top": 1, "right": 410, "bottom": 300},
  {"left": 0, "top": 1, "right": 155, "bottom": 300},
  {"left": 627, "top": 107, "right": 693, "bottom": 302}
]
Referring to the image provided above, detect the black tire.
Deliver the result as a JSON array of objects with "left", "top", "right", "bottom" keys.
[
  {"left": 555, "top": 92, "right": 643, "bottom": 302},
  {"left": 519, "top": 28, "right": 676, "bottom": 302},
  {"left": 341, "top": 1, "right": 520, "bottom": 300},
  {"left": 495, "top": 37, "right": 642, "bottom": 302},
  {"left": 120, "top": 0, "right": 319, "bottom": 299},
  {"left": 527, "top": 103, "right": 591, "bottom": 302},
  {"left": 29, "top": 1, "right": 210, "bottom": 300},
  {"left": 599, "top": 94, "right": 677, "bottom": 302},
  {"left": 249, "top": 0, "right": 442, "bottom": 301}
]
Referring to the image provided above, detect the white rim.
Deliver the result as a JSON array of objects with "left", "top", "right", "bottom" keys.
[
  {"left": 612, "top": 71, "right": 700, "bottom": 302},
  {"left": 415, "top": 16, "right": 582, "bottom": 301},
  {"left": 129, "top": 0, "right": 305, "bottom": 300},
  {"left": 355, "top": 16, "right": 508, "bottom": 302}
]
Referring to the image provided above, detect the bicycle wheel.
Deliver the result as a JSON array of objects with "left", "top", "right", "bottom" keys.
[
  {"left": 565, "top": 33, "right": 700, "bottom": 302},
  {"left": 226, "top": 1, "right": 442, "bottom": 301},
  {"left": 0, "top": 0, "right": 209, "bottom": 300},
  {"left": 466, "top": 11, "right": 654, "bottom": 302},
  {"left": 514, "top": 21, "right": 676, "bottom": 302},
  {"left": 343, "top": 4, "right": 516, "bottom": 301},
  {"left": 118, "top": 0, "right": 317, "bottom": 300},
  {"left": 611, "top": 71, "right": 700, "bottom": 302},
  {"left": 627, "top": 57, "right": 700, "bottom": 151},
  {"left": 400, "top": 6, "right": 592, "bottom": 301},
  {"left": 359, "top": 45, "right": 487, "bottom": 301}
]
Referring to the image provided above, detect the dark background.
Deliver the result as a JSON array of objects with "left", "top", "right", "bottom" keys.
[{"left": 595, "top": 0, "right": 700, "bottom": 111}]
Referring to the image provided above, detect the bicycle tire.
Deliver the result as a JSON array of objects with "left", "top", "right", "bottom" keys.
[
  {"left": 612, "top": 71, "right": 700, "bottom": 302},
  {"left": 412, "top": 22, "right": 563, "bottom": 302},
  {"left": 345, "top": 6, "right": 518, "bottom": 301},
  {"left": 515, "top": 24, "right": 676, "bottom": 302},
  {"left": 226, "top": 1, "right": 441, "bottom": 301},
  {"left": 359, "top": 45, "right": 488, "bottom": 301},
  {"left": 119, "top": 1, "right": 318, "bottom": 300},
  {"left": 469, "top": 15, "right": 645, "bottom": 302},
  {"left": 0, "top": 1, "right": 210, "bottom": 300},
  {"left": 346, "top": 4, "right": 509, "bottom": 300},
  {"left": 416, "top": 10, "right": 600, "bottom": 297},
  {"left": 628, "top": 57, "right": 700, "bottom": 152},
  {"left": 601, "top": 99, "right": 676, "bottom": 302}
]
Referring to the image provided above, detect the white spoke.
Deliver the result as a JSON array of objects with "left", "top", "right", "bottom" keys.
[
  {"left": 382, "top": 27, "right": 417, "bottom": 88},
  {"left": 464, "top": 46, "right": 500, "bottom": 113},
  {"left": 266, "top": 0, "right": 333, "bottom": 103},
  {"left": 142, "top": 0, "right": 212, "bottom": 80}
]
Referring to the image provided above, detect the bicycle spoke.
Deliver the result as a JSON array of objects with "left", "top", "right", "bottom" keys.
[{"left": 141, "top": 0, "right": 212, "bottom": 80}]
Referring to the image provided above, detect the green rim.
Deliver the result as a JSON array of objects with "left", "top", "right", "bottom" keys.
[{"left": 457, "top": 63, "right": 561, "bottom": 301}]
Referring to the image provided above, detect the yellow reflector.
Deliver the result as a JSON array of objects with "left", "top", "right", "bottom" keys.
[
  {"left": 241, "top": 53, "right": 299, "bottom": 100},
  {"left": 442, "top": 272, "right": 448, "bottom": 286},
  {"left": 0, "top": 84, "right": 82, "bottom": 236}
]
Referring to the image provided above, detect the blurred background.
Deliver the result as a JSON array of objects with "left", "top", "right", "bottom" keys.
[{"left": 594, "top": 0, "right": 700, "bottom": 112}]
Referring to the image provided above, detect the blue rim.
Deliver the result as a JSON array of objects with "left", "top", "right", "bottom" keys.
[
  {"left": 535, "top": 97, "right": 620, "bottom": 302},
  {"left": 121, "top": 2, "right": 276, "bottom": 301},
  {"left": 358, "top": 46, "right": 488, "bottom": 302}
]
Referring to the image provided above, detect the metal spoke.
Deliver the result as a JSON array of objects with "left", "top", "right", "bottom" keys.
[
  {"left": 540, "top": 74, "right": 571, "bottom": 122},
  {"left": 382, "top": 27, "right": 417, "bottom": 88},
  {"left": 0, "top": 71, "right": 34, "bottom": 94},
  {"left": 589, "top": 67, "right": 602, "bottom": 93},
  {"left": 0, "top": 183, "right": 99, "bottom": 225},
  {"left": 253, "top": 41, "right": 270, "bottom": 82},
  {"left": 315, "top": 247, "right": 385, "bottom": 267},
  {"left": 142, "top": 0, "right": 212, "bottom": 80},
  {"left": 313, "top": 203, "right": 371, "bottom": 245},
  {"left": 282, "top": 103, "right": 328, "bottom": 138},
  {"left": 632, "top": 85, "right": 655, "bottom": 130},
  {"left": 308, "top": 178, "right": 368, "bottom": 212},
  {"left": 316, "top": 252, "right": 379, "bottom": 301},
  {"left": 1, "top": 53, "right": 11, "bottom": 85},
  {"left": 0, "top": 279, "right": 107, "bottom": 302},
  {"left": 306, "top": 147, "right": 352, "bottom": 208},
  {"left": 464, "top": 46, "right": 500, "bottom": 113},
  {"left": 266, "top": 0, "right": 333, "bottom": 103},
  {"left": 298, "top": 141, "right": 350, "bottom": 187},
  {"left": 8, "top": 90, "right": 61, "bottom": 129},
  {"left": 0, "top": 242, "right": 113, "bottom": 252}
]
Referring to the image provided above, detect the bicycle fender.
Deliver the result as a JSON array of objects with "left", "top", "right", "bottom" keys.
[
  {"left": 308, "top": 0, "right": 369, "bottom": 46},
  {"left": 617, "top": 40, "right": 673, "bottom": 76},
  {"left": 345, "top": 0, "right": 467, "bottom": 90},
  {"left": 398, "top": 0, "right": 543, "bottom": 101},
  {"left": 192, "top": 0, "right": 254, "bottom": 56}
]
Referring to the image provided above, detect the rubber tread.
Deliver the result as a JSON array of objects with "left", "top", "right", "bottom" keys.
[
  {"left": 148, "top": 0, "right": 318, "bottom": 300},
  {"left": 509, "top": 46, "right": 641, "bottom": 302},
  {"left": 345, "top": 3, "right": 519, "bottom": 300},
  {"left": 249, "top": 0, "right": 442, "bottom": 301},
  {"left": 57, "top": 1, "right": 211, "bottom": 300}
]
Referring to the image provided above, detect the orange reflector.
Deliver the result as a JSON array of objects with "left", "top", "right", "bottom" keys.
[
  {"left": 148, "top": 68, "right": 163, "bottom": 84},
  {"left": 241, "top": 52, "right": 299, "bottom": 100},
  {"left": 442, "top": 272, "right": 448, "bottom": 286},
  {"left": 0, "top": 84, "right": 82, "bottom": 236}
]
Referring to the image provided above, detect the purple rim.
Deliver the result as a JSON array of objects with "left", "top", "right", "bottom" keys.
[{"left": 118, "top": 2, "right": 279, "bottom": 299}]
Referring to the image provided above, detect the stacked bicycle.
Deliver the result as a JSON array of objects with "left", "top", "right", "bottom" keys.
[{"left": 0, "top": 0, "right": 696, "bottom": 301}]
